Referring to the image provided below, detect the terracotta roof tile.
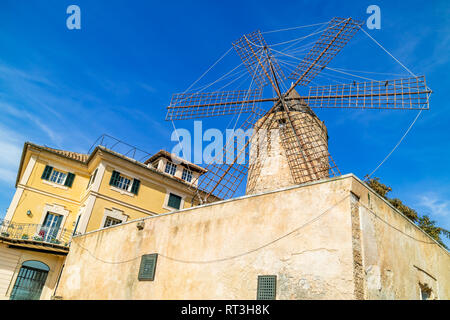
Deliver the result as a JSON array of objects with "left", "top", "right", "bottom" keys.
[
  {"left": 40, "top": 146, "right": 89, "bottom": 162},
  {"left": 22, "top": 142, "right": 219, "bottom": 201}
]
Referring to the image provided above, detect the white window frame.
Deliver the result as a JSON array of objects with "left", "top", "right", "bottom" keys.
[
  {"left": 108, "top": 166, "right": 139, "bottom": 197},
  {"left": 110, "top": 172, "right": 135, "bottom": 196},
  {"left": 49, "top": 169, "right": 67, "bottom": 185},
  {"left": 103, "top": 216, "right": 122, "bottom": 228},
  {"left": 87, "top": 168, "right": 98, "bottom": 189},
  {"left": 116, "top": 175, "right": 132, "bottom": 191},
  {"left": 37, "top": 204, "right": 70, "bottom": 240},
  {"left": 181, "top": 168, "right": 193, "bottom": 183},
  {"left": 100, "top": 208, "right": 128, "bottom": 229},
  {"left": 164, "top": 161, "right": 177, "bottom": 176},
  {"left": 163, "top": 189, "right": 185, "bottom": 211}
]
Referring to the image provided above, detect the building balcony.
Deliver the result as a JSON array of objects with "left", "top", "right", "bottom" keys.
[{"left": 0, "top": 219, "right": 78, "bottom": 254}]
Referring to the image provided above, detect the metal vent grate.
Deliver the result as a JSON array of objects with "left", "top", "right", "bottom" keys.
[
  {"left": 138, "top": 254, "right": 158, "bottom": 281},
  {"left": 257, "top": 275, "right": 277, "bottom": 300}
]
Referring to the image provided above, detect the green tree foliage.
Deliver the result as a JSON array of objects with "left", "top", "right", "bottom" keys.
[
  {"left": 388, "top": 198, "right": 418, "bottom": 222},
  {"left": 366, "top": 177, "right": 392, "bottom": 199},
  {"left": 417, "top": 215, "right": 450, "bottom": 248},
  {"left": 366, "top": 176, "right": 449, "bottom": 249}
]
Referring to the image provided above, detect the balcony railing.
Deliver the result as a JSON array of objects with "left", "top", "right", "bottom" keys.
[
  {"left": 88, "top": 134, "right": 152, "bottom": 163},
  {"left": 0, "top": 219, "right": 79, "bottom": 249}
]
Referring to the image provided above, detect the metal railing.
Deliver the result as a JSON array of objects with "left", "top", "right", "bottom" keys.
[
  {"left": 0, "top": 219, "right": 79, "bottom": 248},
  {"left": 87, "top": 134, "right": 152, "bottom": 163}
]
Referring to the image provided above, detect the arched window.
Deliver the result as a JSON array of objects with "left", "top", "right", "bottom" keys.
[
  {"left": 22, "top": 260, "right": 50, "bottom": 271},
  {"left": 10, "top": 260, "right": 50, "bottom": 300}
]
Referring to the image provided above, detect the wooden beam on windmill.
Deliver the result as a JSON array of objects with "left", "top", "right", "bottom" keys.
[
  {"left": 166, "top": 88, "right": 271, "bottom": 120},
  {"left": 258, "top": 17, "right": 365, "bottom": 188},
  {"left": 232, "top": 30, "right": 286, "bottom": 90},
  {"left": 301, "top": 75, "right": 431, "bottom": 110},
  {"left": 191, "top": 31, "right": 292, "bottom": 201},
  {"left": 165, "top": 17, "right": 432, "bottom": 203},
  {"left": 287, "top": 17, "right": 364, "bottom": 92}
]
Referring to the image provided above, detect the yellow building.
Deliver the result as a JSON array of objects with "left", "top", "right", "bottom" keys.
[{"left": 0, "top": 141, "right": 211, "bottom": 300}]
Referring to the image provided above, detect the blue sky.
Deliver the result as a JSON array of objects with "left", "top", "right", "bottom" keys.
[{"left": 0, "top": 0, "right": 449, "bottom": 246}]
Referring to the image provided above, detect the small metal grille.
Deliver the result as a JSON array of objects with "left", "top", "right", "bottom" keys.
[
  {"left": 257, "top": 275, "right": 277, "bottom": 300},
  {"left": 138, "top": 254, "right": 158, "bottom": 281},
  {"left": 104, "top": 216, "right": 122, "bottom": 228}
]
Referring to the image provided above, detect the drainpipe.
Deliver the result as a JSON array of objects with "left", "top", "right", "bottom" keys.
[{"left": 51, "top": 262, "right": 65, "bottom": 300}]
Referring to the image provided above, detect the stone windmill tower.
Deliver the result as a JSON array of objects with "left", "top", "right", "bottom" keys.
[
  {"left": 246, "top": 88, "right": 330, "bottom": 194},
  {"left": 166, "top": 17, "right": 431, "bottom": 203}
]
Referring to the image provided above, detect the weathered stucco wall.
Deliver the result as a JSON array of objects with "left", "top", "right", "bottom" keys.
[
  {"left": 56, "top": 176, "right": 356, "bottom": 299},
  {"left": 55, "top": 175, "right": 449, "bottom": 300},
  {"left": 350, "top": 178, "right": 450, "bottom": 299}
]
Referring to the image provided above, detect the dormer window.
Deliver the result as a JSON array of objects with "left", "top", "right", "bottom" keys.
[
  {"left": 144, "top": 150, "right": 207, "bottom": 187},
  {"left": 164, "top": 162, "right": 177, "bottom": 176},
  {"left": 181, "top": 168, "right": 192, "bottom": 183}
]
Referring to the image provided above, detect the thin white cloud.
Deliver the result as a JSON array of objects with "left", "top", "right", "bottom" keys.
[
  {"left": 138, "top": 82, "right": 157, "bottom": 93},
  {"left": 0, "top": 125, "right": 22, "bottom": 184},
  {"left": 417, "top": 194, "right": 450, "bottom": 218},
  {"left": 0, "top": 102, "right": 62, "bottom": 146},
  {"left": 0, "top": 62, "right": 55, "bottom": 87},
  {"left": 0, "top": 168, "right": 18, "bottom": 185}
]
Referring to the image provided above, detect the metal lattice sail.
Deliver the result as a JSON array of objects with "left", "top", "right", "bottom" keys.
[{"left": 166, "top": 17, "right": 432, "bottom": 203}]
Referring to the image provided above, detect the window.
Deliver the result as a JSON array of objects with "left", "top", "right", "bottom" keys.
[
  {"left": 109, "top": 170, "right": 140, "bottom": 195},
  {"left": 138, "top": 254, "right": 158, "bottom": 281},
  {"left": 167, "top": 193, "right": 182, "bottom": 210},
  {"left": 420, "top": 283, "right": 433, "bottom": 300},
  {"left": 164, "top": 162, "right": 177, "bottom": 175},
  {"left": 421, "top": 290, "right": 430, "bottom": 300},
  {"left": 117, "top": 175, "right": 131, "bottom": 191},
  {"left": 181, "top": 168, "right": 193, "bottom": 183},
  {"left": 257, "top": 275, "right": 277, "bottom": 300},
  {"left": 277, "top": 118, "right": 287, "bottom": 129},
  {"left": 10, "top": 261, "right": 50, "bottom": 300},
  {"left": 103, "top": 216, "right": 122, "bottom": 228},
  {"left": 50, "top": 170, "right": 67, "bottom": 185},
  {"left": 102, "top": 208, "right": 127, "bottom": 229},
  {"left": 73, "top": 215, "right": 81, "bottom": 235},
  {"left": 41, "top": 165, "right": 75, "bottom": 187},
  {"left": 87, "top": 168, "right": 98, "bottom": 189},
  {"left": 40, "top": 212, "right": 63, "bottom": 242}
]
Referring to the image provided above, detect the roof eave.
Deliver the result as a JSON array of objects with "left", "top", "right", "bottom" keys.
[
  {"left": 145, "top": 150, "right": 207, "bottom": 174},
  {"left": 14, "top": 142, "right": 30, "bottom": 188}
]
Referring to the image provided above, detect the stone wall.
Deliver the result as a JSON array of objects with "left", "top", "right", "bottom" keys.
[
  {"left": 350, "top": 178, "right": 449, "bottom": 299},
  {"left": 56, "top": 176, "right": 356, "bottom": 299},
  {"left": 246, "top": 108, "right": 329, "bottom": 195},
  {"left": 54, "top": 175, "right": 449, "bottom": 300}
]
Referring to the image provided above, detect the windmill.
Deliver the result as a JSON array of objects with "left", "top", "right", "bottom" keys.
[{"left": 166, "top": 17, "right": 431, "bottom": 203}]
